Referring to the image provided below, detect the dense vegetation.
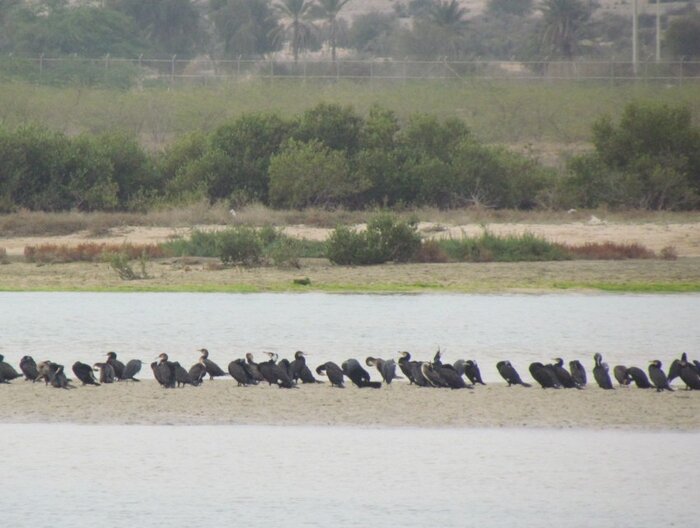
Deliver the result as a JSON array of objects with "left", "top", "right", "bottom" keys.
[{"left": 1, "top": 100, "right": 699, "bottom": 213}]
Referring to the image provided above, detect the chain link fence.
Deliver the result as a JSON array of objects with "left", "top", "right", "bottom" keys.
[{"left": 2, "top": 54, "right": 700, "bottom": 85}]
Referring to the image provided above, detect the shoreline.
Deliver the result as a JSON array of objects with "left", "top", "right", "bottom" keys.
[{"left": 3, "top": 380, "right": 698, "bottom": 431}]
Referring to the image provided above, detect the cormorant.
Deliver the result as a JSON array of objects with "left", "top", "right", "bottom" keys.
[
  {"left": 569, "top": 360, "right": 587, "bottom": 387},
  {"left": 291, "top": 351, "right": 319, "bottom": 383},
  {"left": 122, "top": 359, "right": 143, "bottom": 381},
  {"left": 0, "top": 354, "right": 20, "bottom": 383},
  {"left": 366, "top": 356, "right": 400, "bottom": 384},
  {"left": 529, "top": 362, "right": 560, "bottom": 389},
  {"left": 397, "top": 351, "right": 416, "bottom": 383},
  {"left": 198, "top": 349, "right": 227, "bottom": 380},
  {"left": 433, "top": 363, "right": 468, "bottom": 389},
  {"left": 106, "top": 352, "right": 125, "bottom": 380},
  {"left": 613, "top": 365, "right": 631, "bottom": 387},
  {"left": 72, "top": 362, "right": 100, "bottom": 386},
  {"left": 496, "top": 360, "right": 531, "bottom": 387},
  {"left": 258, "top": 353, "right": 294, "bottom": 388},
  {"left": 36, "top": 361, "right": 72, "bottom": 389},
  {"left": 174, "top": 362, "right": 198, "bottom": 387},
  {"left": 342, "top": 359, "right": 381, "bottom": 388},
  {"left": 626, "top": 366, "right": 653, "bottom": 389},
  {"left": 188, "top": 358, "right": 207, "bottom": 386},
  {"left": 593, "top": 353, "right": 614, "bottom": 390},
  {"left": 228, "top": 359, "right": 258, "bottom": 386},
  {"left": 19, "top": 356, "right": 38, "bottom": 381},
  {"left": 678, "top": 354, "right": 700, "bottom": 390},
  {"left": 151, "top": 353, "right": 176, "bottom": 388},
  {"left": 316, "top": 362, "right": 345, "bottom": 388},
  {"left": 462, "top": 360, "right": 485, "bottom": 385},
  {"left": 35, "top": 361, "right": 53, "bottom": 385},
  {"left": 551, "top": 358, "right": 580, "bottom": 389},
  {"left": 245, "top": 353, "right": 264, "bottom": 382},
  {"left": 93, "top": 362, "right": 115, "bottom": 384},
  {"left": 648, "top": 360, "right": 673, "bottom": 392}
]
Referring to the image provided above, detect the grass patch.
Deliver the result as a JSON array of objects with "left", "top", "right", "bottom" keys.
[
  {"left": 2, "top": 80, "right": 699, "bottom": 148},
  {"left": 563, "top": 242, "right": 656, "bottom": 260}
]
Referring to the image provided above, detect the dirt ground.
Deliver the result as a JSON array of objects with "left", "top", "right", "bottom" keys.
[{"left": 2, "top": 379, "right": 698, "bottom": 430}]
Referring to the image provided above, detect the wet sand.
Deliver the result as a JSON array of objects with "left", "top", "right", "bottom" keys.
[{"left": 2, "top": 380, "right": 698, "bottom": 430}]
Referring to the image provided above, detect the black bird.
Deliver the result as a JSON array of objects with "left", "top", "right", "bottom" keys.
[
  {"left": 198, "top": 349, "right": 227, "bottom": 380},
  {"left": 0, "top": 354, "right": 20, "bottom": 383},
  {"left": 626, "top": 366, "right": 653, "bottom": 389},
  {"left": 593, "top": 353, "right": 614, "bottom": 390},
  {"left": 678, "top": 354, "right": 700, "bottom": 390},
  {"left": 529, "top": 362, "right": 560, "bottom": 389},
  {"left": 496, "top": 360, "right": 531, "bottom": 387},
  {"left": 551, "top": 358, "right": 580, "bottom": 389},
  {"left": 258, "top": 353, "right": 294, "bottom": 388},
  {"left": 228, "top": 359, "right": 258, "bottom": 386},
  {"left": 245, "top": 353, "right": 264, "bottom": 382},
  {"left": 434, "top": 363, "right": 468, "bottom": 389},
  {"left": 613, "top": 365, "right": 632, "bottom": 387},
  {"left": 290, "top": 351, "right": 319, "bottom": 383},
  {"left": 188, "top": 358, "right": 207, "bottom": 386},
  {"left": 122, "top": 359, "right": 143, "bottom": 382},
  {"left": 93, "top": 362, "right": 115, "bottom": 384},
  {"left": 648, "top": 360, "right": 673, "bottom": 392},
  {"left": 668, "top": 353, "right": 699, "bottom": 385},
  {"left": 106, "top": 352, "right": 125, "bottom": 380},
  {"left": 398, "top": 351, "right": 429, "bottom": 387},
  {"left": 569, "top": 360, "right": 587, "bottom": 387},
  {"left": 316, "top": 362, "right": 345, "bottom": 388},
  {"left": 152, "top": 353, "right": 176, "bottom": 388},
  {"left": 72, "top": 362, "right": 100, "bottom": 386},
  {"left": 19, "top": 356, "right": 39, "bottom": 381},
  {"left": 420, "top": 362, "right": 449, "bottom": 388},
  {"left": 35, "top": 361, "right": 53, "bottom": 385},
  {"left": 366, "top": 356, "right": 400, "bottom": 384},
  {"left": 342, "top": 359, "right": 381, "bottom": 389},
  {"left": 462, "top": 360, "right": 485, "bottom": 385},
  {"left": 174, "top": 362, "right": 198, "bottom": 387}
]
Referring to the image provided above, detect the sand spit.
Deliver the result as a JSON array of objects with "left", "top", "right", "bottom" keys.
[{"left": 2, "top": 380, "right": 698, "bottom": 430}]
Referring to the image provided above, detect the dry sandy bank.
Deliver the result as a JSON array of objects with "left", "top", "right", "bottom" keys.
[{"left": 2, "top": 380, "right": 698, "bottom": 430}]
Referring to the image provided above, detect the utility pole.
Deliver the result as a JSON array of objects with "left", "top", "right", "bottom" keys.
[
  {"left": 655, "top": 0, "right": 661, "bottom": 62},
  {"left": 632, "top": 0, "right": 639, "bottom": 75}
]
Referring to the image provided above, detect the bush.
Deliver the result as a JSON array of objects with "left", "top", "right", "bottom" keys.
[
  {"left": 439, "top": 230, "right": 570, "bottom": 262},
  {"left": 268, "top": 139, "right": 365, "bottom": 209},
  {"left": 216, "top": 226, "right": 263, "bottom": 265},
  {"left": 327, "top": 214, "right": 421, "bottom": 265}
]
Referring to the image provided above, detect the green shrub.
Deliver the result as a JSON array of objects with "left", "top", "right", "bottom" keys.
[
  {"left": 268, "top": 139, "right": 365, "bottom": 209},
  {"left": 327, "top": 214, "right": 421, "bottom": 265},
  {"left": 216, "top": 226, "right": 263, "bottom": 265},
  {"left": 293, "top": 103, "right": 364, "bottom": 154}
]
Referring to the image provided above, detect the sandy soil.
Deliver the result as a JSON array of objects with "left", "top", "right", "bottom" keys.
[
  {"left": 2, "top": 220, "right": 700, "bottom": 257},
  {"left": 1, "top": 379, "right": 698, "bottom": 430}
]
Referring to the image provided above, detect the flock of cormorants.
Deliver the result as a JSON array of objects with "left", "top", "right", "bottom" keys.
[{"left": 1, "top": 349, "right": 699, "bottom": 392}]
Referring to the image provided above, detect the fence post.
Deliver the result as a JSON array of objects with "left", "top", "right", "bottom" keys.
[
  {"left": 138, "top": 53, "right": 143, "bottom": 69},
  {"left": 369, "top": 61, "right": 373, "bottom": 83},
  {"left": 679, "top": 57, "right": 684, "bottom": 86},
  {"left": 39, "top": 53, "right": 44, "bottom": 77},
  {"left": 303, "top": 58, "right": 307, "bottom": 83},
  {"left": 336, "top": 60, "right": 340, "bottom": 82},
  {"left": 105, "top": 54, "right": 110, "bottom": 70},
  {"left": 237, "top": 55, "right": 241, "bottom": 79},
  {"left": 403, "top": 58, "right": 407, "bottom": 84},
  {"left": 270, "top": 58, "right": 274, "bottom": 83},
  {"left": 170, "top": 54, "right": 176, "bottom": 82}
]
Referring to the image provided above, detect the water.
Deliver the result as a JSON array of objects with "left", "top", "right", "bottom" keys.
[
  {"left": 0, "top": 292, "right": 698, "bottom": 381},
  {"left": 0, "top": 424, "right": 696, "bottom": 527}
]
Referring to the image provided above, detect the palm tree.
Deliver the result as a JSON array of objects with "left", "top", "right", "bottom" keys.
[
  {"left": 538, "top": 0, "right": 591, "bottom": 59},
  {"left": 314, "top": 0, "right": 352, "bottom": 61},
  {"left": 273, "top": 0, "right": 315, "bottom": 62},
  {"left": 426, "top": 0, "right": 468, "bottom": 57}
]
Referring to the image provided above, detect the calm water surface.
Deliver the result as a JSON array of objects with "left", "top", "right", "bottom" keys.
[
  {"left": 0, "top": 424, "right": 697, "bottom": 527},
  {"left": 0, "top": 292, "right": 698, "bottom": 380}
]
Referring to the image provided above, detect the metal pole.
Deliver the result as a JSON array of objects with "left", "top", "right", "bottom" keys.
[
  {"left": 632, "top": 0, "right": 638, "bottom": 76},
  {"left": 39, "top": 53, "right": 44, "bottom": 77},
  {"left": 655, "top": 0, "right": 661, "bottom": 62},
  {"left": 171, "top": 54, "right": 176, "bottom": 82}
]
